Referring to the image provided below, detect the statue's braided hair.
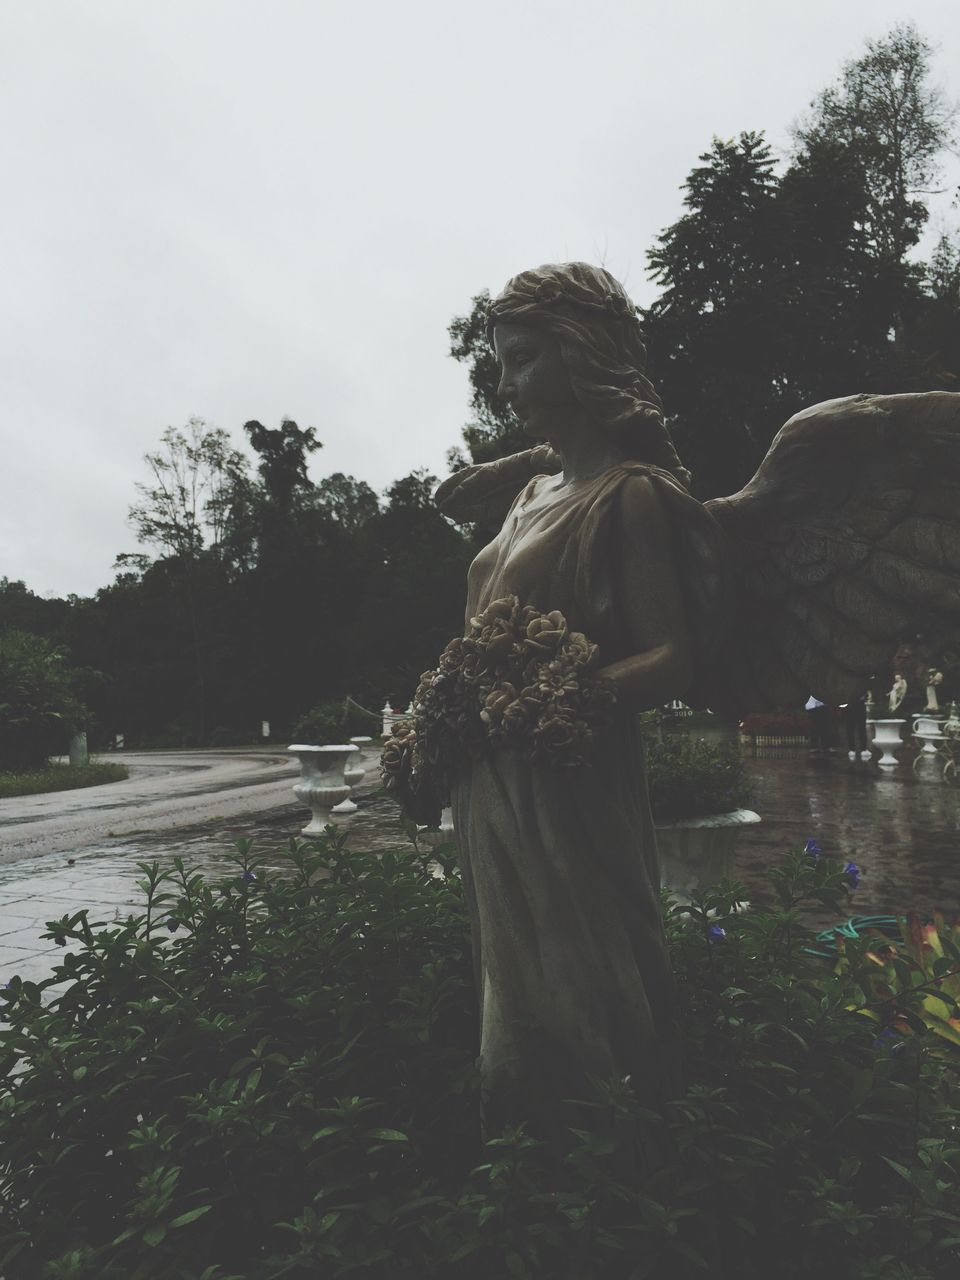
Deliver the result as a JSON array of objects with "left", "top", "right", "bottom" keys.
[{"left": 487, "top": 262, "right": 691, "bottom": 489}]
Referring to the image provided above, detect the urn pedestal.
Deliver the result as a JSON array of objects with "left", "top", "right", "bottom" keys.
[
  {"left": 288, "top": 744, "right": 359, "bottom": 834},
  {"left": 913, "top": 714, "right": 945, "bottom": 754},
  {"left": 654, "top": 809, "right": 761, "bottom": 902},
  {"left": 868, "top": 719, "right": 906, "bottom": 767},
  {"left": 331, "top": 739, "right": 372, "bottom": 814}
]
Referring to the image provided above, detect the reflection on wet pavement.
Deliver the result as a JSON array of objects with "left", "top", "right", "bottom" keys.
[
  {"left": 1, "top": 739, "right": 958, "bottom": 984},
  {"left": 732, "top": 746, "right": 960, "bottom": 928},
  {"left": 0, "top": 772, "right": 409, "bottom": 986}
]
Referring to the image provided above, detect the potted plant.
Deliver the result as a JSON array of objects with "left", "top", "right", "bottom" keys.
[{"left": 645, "top": 732, "right": 759, "bottom": 900}]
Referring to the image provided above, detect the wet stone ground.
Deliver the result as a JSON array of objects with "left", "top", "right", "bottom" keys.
[
  {"left": 0, "top": 737, "right": 958, "bottom": 985},
  {"left": 0, "top": 770, "right": 409, "bottom": 987},
  {"left": 731, "top": 745, "right": 960, "bottom": 929}
]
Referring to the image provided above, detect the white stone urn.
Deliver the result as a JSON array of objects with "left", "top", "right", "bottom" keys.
[
  {"left": 655, "top": 808, "right": 761, "bottom": 902},
  {"left": 288, "top": 744, "right": 358, "bottom": 834},
  {"left": 868, "top": 718, "right": 906, "bottom": 767},
  {"left": 330, "top": 738, "right": 372, "bottom": 814},
  {"left": 913, "top": 713, "right": 945, "bottom": 755}
]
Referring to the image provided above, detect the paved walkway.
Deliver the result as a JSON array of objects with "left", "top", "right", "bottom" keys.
[
  {"left": 1, "top": 736, "right": 958, "bottom": 986},
  {"left": 0, "top": 745, "right": 391, "bottom": 985},
  {"left": 0, "top": 748, "right": 303, "bottom": 864}
]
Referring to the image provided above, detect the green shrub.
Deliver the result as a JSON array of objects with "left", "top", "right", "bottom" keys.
[
  {"left": 291, "top": 699, "right": 380, "bottom": 745},
  {"left": 0, "top": 837, "right": 958, "bottom": 1278},
  {"left": 0, "top": 760, "right": 128, "bottom": 798},
  {"left": 0, "top": 630, "right": 88, "bottom": 771},
  {"left": 645, "top": 732, "right": 754, "bottom": 821}
]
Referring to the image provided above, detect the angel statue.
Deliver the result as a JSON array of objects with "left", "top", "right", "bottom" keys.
[{"left": 389, "top": 260, "right": 960, "bottom": 1163}]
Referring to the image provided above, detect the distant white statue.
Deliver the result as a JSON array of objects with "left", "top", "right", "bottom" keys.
[
  {"left": 889, "top": 674, "right": 907, "bottom": 713},
  {"left": 925, "top": 668, "right": 944, "bottom": 712}
]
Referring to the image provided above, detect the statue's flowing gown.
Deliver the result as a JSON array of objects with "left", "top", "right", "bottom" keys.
[{"left": 451, "top": 462, "right": 697, "bottom": 1141}]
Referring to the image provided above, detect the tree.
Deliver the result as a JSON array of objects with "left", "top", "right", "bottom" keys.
[
  {"left": 644, "top": 133, "right": 792, "bottom": 494},
  {"left": 448, "top": 292, "right": 529, "bottom": 466},
  {"left": 0, "top": 630, "right": 87, "bottom": 771},
  {"left": 124, "top": 419, "right": 255, "bottom": 743},
  {"left": 244, "top": 418, "right": 321, "bottom": 513},
  {"left": 793, "top": 22, "right": 956, "bottom": 270},
  {"left": 361, "top": 470, "right": 474, "bottom": 698},
  {"left": 644, "top": 26, "right": 960, "bottom": 499},
  {"left": 128, "top": 418, "right": 251, "bottom": 564},
  {"left": 314, "top": 473, "right": 380, "bottom": 535}
]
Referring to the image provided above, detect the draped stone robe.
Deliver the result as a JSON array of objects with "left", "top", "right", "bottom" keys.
[{"left": 451, "top": 461, "right": 695, "bottom": 1147}]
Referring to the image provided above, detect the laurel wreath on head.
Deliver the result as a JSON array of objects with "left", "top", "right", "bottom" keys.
[{"left": 380, "top": 597, "right": 616, "bottom": 826}]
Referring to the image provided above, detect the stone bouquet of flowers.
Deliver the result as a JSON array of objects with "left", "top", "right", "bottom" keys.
[{"left": 380, "top": 596, "right": 616, "bottom": 825}]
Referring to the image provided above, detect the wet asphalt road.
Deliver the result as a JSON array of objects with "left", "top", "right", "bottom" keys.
[{"left": 0, "top": 748, "right": 302, "bottom": 864}]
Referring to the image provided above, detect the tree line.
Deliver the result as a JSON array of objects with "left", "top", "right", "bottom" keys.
[
  {"left": 451, "top": 23, "right": 960, "bottom": 499},
  {"left": 0, "top": 416, "right": 471, "bottom": 751},
  {"left": 3, "top": 23, "right": 959, "bottom": 753}
]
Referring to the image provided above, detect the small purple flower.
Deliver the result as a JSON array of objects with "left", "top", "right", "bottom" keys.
[
  {"left": 166, "top": 917, "right": 180, "bottom": 932},
  {"left": 242, "top": 870, "right": 257, "bottom": 883},
  {"left": 2, "top": 981, "right": 12, "bottom": 990},
  {"left": 708, "top": 925, "right": 726, "bottom": 942},
  {"left": 804, "top": 839, "right": 822, "bottom": 858},
  {"left": 54, "top": 935, "right": 66, "bottom": 947},
  {"left": 843, "top": 861, "right": 862, "bottom": 888},
  {"left": 872, "top": 1027, "right": 905, "bottom": 1055}
]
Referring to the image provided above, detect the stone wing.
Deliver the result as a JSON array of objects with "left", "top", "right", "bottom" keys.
[{"left": 695, "top": 392, "right": 960, "bottom": 715}]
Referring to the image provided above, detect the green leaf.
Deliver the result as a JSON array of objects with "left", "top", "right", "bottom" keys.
[
  {"left": 143, "top": 1224, "right": 167, "bottom": 1247},
  {"left": 368, "top": 1127, "right": 409, "bottom": 1142},
  {"left": 170, "top": 1205, "right": 213, "bottom": 1229},
  {"left": 850, "top": 1068, "right": 874, "bottom": 1108}
]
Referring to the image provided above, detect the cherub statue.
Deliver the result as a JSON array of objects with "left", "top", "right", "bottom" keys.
[{"left": 421, "top": 261, "right": 960, "bottom": 1158}]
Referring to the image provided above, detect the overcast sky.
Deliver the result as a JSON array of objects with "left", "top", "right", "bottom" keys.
[{"left": 3, "top": 0, "right": 959, "bottom": 598}]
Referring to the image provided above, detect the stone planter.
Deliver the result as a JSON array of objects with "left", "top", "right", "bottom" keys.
[
  {"left": 331, "top": 740, "right": 371, "bottom": 814},
  {"left": 288, "top": 743, "right": 358, "bottom": 834},
  {"left": 868, "top": 718, "right": 906, "bottom": 767},
  {"left": 913, "top": 714, "right": 945, "bottom": 754},
  {"left": 655, "top": 808, "right": 761, "bottom": 901}
]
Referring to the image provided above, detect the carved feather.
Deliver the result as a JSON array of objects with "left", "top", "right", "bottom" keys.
[{"left": 702, "top": 392, "right": 960, "bottom": 712}]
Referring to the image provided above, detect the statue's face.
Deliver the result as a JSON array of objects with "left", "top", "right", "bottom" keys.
[{"left": 492, "top": 322, "right": 577, "bottom": 439}]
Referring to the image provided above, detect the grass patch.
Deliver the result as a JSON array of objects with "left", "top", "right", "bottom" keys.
[{"left": 0, "top": 760, "right": 129, "bottom": 799}]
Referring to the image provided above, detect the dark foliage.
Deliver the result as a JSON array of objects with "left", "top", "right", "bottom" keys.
[
  {"left": 1, "top": 836, "right": 958, "bottom": 1277},
  {"left": 445, "top": 28, "right": 960, "bottom": 504},
  {"left": 0, "top": 423, "right": 475, "bottom": 749},
  {"left": 0, "top": 629, "right": 89, "bottom": 771},
  {"left": 0, "top": 761, "right": 128, "bottom": 799},
  {"left": 644, "top": 732, "right": 754, "bottom": 821}
]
